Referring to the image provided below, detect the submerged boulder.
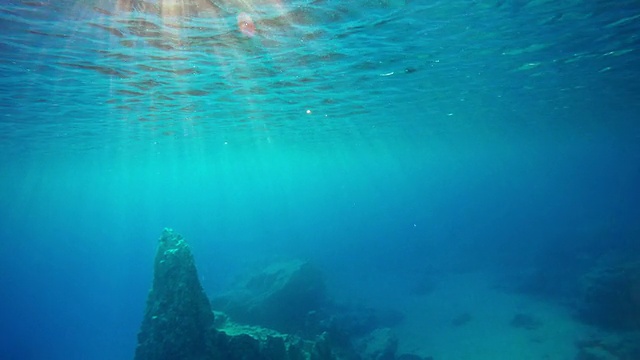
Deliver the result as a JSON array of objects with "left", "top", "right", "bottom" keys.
[
  {"left": 210, "top": 259, "right": 409, "bottom": 360},
  {"left": 134, "top": 228, "right": 215, "bottom": 360},
  {"left": 212, "top": 259, "right": 328, "bottom": 333}
]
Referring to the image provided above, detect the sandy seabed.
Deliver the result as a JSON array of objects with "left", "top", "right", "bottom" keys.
[{"left": 393, "top": 273, "right": 594, "bottom": 360}]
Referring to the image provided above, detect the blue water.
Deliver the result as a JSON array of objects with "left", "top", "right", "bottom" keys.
[{"left": 1, "top": 0, "right": 639, "bottom": 359}]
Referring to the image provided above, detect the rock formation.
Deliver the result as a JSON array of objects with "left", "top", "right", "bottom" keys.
[
  {"left": 133, "top": 229, "right": 338, "bottom": 360},
  {"left": 133, "top": 229, "right": 430, "bottom": 360},
  {"left": 211, "top": 259, "right": 327, "bottom": 334},
  {"left": 134, "top": 229, "right": 214, "bottom": 360}
]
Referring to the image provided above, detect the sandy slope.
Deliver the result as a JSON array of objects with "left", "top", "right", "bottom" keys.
[{"left": 393, "top": 273, "right": 593, "bottom": 360}]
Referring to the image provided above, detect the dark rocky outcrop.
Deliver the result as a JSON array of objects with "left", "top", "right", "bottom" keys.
[
  {"left": 211, "top": 259, "right": 328, "bottom": 334},
  {"left": 133, "top": 229, "right": 337, "bottom": 360},
  {"left": 210, "top": 259, "right": 416, "bottom": 360},
  {"left": 134, "top": 229, "right": 427, "bottom": 360},
  {"left": 211, "top": 261, "right": 404, "bottom": 344},
  {"left": 134, "top": 228, "right": 215, "bottom": 360},
  {"left": 578, "top": 261, "right": 640, "bottom": 331}
]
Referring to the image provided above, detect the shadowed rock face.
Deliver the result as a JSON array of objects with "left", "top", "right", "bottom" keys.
[
  {"left": 212, "top": 259, "right": 328, "bottom": 333},
  {"left": 134, "top": 228, "right": 214, "bottom": 360}
]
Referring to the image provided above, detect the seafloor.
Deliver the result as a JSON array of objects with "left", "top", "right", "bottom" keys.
[{"left": 134, "top": 229, "right": 640, "bottom": 360}]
